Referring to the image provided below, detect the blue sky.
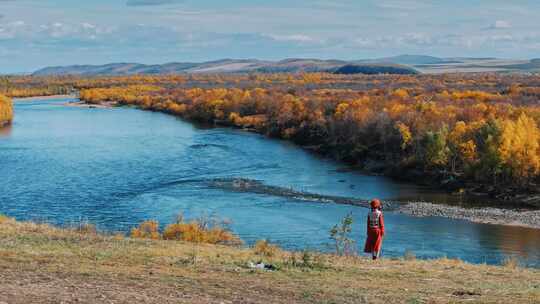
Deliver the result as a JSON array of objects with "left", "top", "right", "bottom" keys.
[{"left": 1, "top": 0, "right": 539, "bottom": 73}]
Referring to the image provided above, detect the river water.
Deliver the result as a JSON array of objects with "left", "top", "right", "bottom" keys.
[{"left": 1, "top": 97, "right": 539, "bottom": 267}]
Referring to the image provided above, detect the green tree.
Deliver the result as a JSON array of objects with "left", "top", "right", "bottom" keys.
[{"left": 422, "top": 126, "right": 450, "bottom": 168}]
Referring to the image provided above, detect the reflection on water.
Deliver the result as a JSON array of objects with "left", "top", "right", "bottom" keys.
[
  {"left": 1, "top": 97, "right": 539, "bottom": 267},
  {"left": 475, "top": 224, "right": 540, "bottom": 260},
  {"left": 0, "top": 124, "right": 12, "bottom": 137}
]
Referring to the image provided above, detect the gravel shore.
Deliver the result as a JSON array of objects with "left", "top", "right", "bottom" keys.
[
  {"left": 14, "top": 94, "right": 76, "bottom": 101},
  {"left": 64, "top": 101, "right": 116, "bottom": 108},
  {"left": 398, "top": 202, "right": 540, "bottom": 229}
]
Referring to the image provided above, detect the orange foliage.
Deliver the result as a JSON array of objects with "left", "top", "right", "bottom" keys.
[
  {"left": 130, "top": 220, "right": 160, "bottom": 240},
  {"left": 9, "top": 72, "right": 540, "bottom": 188},
  {"left": 163, "top": 222, "right": 241, "bottom": 245}
]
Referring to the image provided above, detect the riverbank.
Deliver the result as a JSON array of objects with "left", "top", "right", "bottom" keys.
[
  {"left": 13, "top": 94, "right": 76, "bottom": 101},
  {"left": 0, "top": 216, "right": 538, "bottom": 303},
  {"left": 0, "top": 94, "right": 13, "bottom": 127},
  {"left": 63, "top": 100, "right": 115, "bottom": 108},
  {"left": 398, "top": 202, "right": 540, "bottom": 229}
]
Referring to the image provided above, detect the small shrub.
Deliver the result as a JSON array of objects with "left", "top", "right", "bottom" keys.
[
  {"left": 301, "top": 250, "right": 313, "bottom": 266},
  {"left": 253, "top": 239, "right": 280, "bottom": 257},
  {"left": 162, "top": 216, "right": 241, "bottom": 245},
  {"left": 131, "top": 220, "right": 161, "bottom": 240},
  {"left": 285, "top": 250, "right": 327, "bottom": 270},
  {"left": 330, "top": 212, "right": 356, "bottom": 256},
  {"left": 502, "top": 256, "right": 521, "bottom": 269},
  {"left": 74, "top": 220, "right": 97, "bottom": 235}
]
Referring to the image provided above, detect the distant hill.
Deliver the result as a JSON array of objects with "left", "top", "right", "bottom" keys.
[
  {"left": 334, "top": 64, "right": 418, "bottom": 75},
  {"left": 33, "top": 55, "right": 540, "bottom": 76},
  {"left": 363, "top": 55, "right": 461, "bottom": 65},
  {"left": 497, "top": 58, "right": 540, "bottom": 71},
  {"left": 32, "top": 59, "right": 417, "bottom": 76}
]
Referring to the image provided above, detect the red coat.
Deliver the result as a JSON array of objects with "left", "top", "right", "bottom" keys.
[{"left": 364, "top": 210, "right": 384, "bottom": 253}]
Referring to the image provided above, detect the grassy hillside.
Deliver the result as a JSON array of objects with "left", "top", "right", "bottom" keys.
[
  {"left": 0, "top": 94, "right": 13, "bottom": 126},
  {"left": 0, "top": 215, "right": 538, "bottom": 303}
]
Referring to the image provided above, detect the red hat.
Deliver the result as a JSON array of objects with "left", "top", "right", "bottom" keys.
[{"left": 370, "top": 199, "right": 381, "bottom": 209}]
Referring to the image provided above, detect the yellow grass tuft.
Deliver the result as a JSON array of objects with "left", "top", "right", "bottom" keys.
[
  {"left": 503, "top": 255, "right": 521, "bottom": 269},
  {"left": 253, "top": 239, "right": 281, "bottom": 257},
  {"left": 163, "top": 221, "right": 241, "bottom": 245},
  {"left": 129, "top": 217, "right": 242, "bottom": 246}
]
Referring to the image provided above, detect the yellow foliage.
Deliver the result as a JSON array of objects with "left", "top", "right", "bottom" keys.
[
  {"left": 460, "top": 140, "right": 477, "bottom": 163},
  {"left": 396, "top": 122, "right": 412, "bottom": 150},
  {"left": 451, "top": 90, "right": 500, "bottom": 102},
  {"left": 0, "top": 94, "right": 13, "bottom": 125},
  {"left": 253, "top": 240, "right": 281, "bottom": 257},
  {"left": 335, "top": 103, "right": 349, "bottom": 118},
  {"left": 499, "top": 114, "right": 540, "bottom": 183},
  {"left": 131, "top": 220, "right": 161, "bottom": 240},
  {"left": 163, "top": 222, "right": 241, "bottom": 245},
  {"left": 393, "top": 88, "right": 409, "bottom": 99},
  {"left": 14, "top": 72, "right": 540, "bottom": 187}
]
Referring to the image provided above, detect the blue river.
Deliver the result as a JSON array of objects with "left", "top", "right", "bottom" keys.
[{"left": 1, "top": 97, "right": 539, "bottom": 267}]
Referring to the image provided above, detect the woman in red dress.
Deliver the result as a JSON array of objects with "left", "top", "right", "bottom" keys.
[{"left": 364, "top": 199, "right": 385, "bottom": 260}]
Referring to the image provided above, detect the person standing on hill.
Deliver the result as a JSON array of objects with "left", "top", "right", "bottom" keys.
[{"left": 364, "top": 199, "right": 385, "bottom": 260}]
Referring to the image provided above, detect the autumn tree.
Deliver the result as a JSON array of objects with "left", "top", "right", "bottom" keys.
[{"left": 498, "top": 114, "right": 540, "bottom": 185}]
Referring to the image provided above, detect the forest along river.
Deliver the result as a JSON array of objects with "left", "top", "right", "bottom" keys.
[{"left": 1, "top": 97, "right": 539, "bottom": 267}]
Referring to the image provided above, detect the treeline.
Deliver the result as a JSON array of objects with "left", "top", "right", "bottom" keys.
[
  {"left": 0, "top": 94, "right": 13, "bottom": 126},
  {"left": 6, "top": 73, "right": 540, "bottom": 98},
  {"left": 76, "top": 74, "right": 540, "bottom": 191},
  {"left": 7, "top": 73, "right": 540, "bottom": 192}
]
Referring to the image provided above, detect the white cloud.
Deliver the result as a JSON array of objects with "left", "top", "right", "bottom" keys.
[
  {"left": 376, "top": 0, "right": 431, "bottom": 10},
  {"left": 81, "top": 23, "right": 96, "bottom": 30},
  {"left": 345, "top": 31, "right": 540, "bottom": 54},
  {"left": 0, "top": 20, "right": 28, "bottom": 39},
  {"left": 495, "top": 20, "right": 511, "bottom": 28},
  {"left": 485, "top": 20, "right": 511, "bottom": 30},
  {"left": 266, "top": 34, "right": 316, "bottom": 43},
  {"left": 126, "top": 0, "right": 184, "bottom": 6}
]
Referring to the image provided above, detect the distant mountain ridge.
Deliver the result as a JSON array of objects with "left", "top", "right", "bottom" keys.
[
  {"left": 32, "top": 55, "right": 540, "bottom": 76},
  {"left": 334, "top": 64, "right": 418, "bottom": 75},
  {"left": 366, "top": 54, "right": 461, "bottom": 65},
  {"left": 32, "top": 58, "right": 417, "bottom": 76}
]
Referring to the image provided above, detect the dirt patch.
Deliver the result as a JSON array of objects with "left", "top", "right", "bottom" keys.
[{"left": 0, "top": 268, "right": 215, "bottom": 304}]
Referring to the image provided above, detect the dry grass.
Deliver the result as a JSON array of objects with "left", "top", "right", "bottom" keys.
[
  {"left": 253, "top": 239, "right": 282, "bottom": 257},
  {"left": 130, "top": 217, "right": 242, "bottom": 245},
  {"left": 0, "top": 216, "right": 539, "bottom": 303},
  {"left": 502, "top": 255, "right": 522, "bottom": 269}
]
